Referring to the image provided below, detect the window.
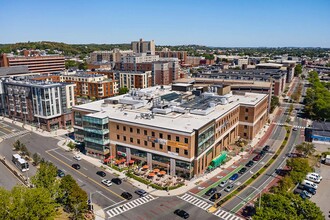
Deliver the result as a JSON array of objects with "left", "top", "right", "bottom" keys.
[
  {"left": 130, "top": 137, "right": 133, "bottom": 143},
  {"left": 244, "top": 125, "right": 248, "bottom": 129},
  {"left": 245, "top": 108, "right": 249, "bottom": 112},
  {"left": 184, "top": 138, "right": 188, "bottom": 144},
  {"left": 159, "top": 144, "right": 163, "bottom": 149},
  {"left": 144, "top": 141, "right": 148, "bottom": 146},
  {"left": 176, "top": 136, "right": 180, "bottom": 142},
  {"left": 116, "top": 125, "right": 119, "bottom": 130},
  {"left": 152, "top": 143, "right": 155, "bottom": 148},
  {"left": 152, "top": 131, "right": 155, "bottom": 136},
  {"left": 167, "top": 135, "right": 171, "bottom": 140},
  {"left": 123, "top": 136, "right": 126, "bottom": 141},
  {"left": 137, "top": 129, "right": 140, "bottom": 134},
  {"left": 176, "top": 148, "right": 179, "bottom": 153},
  {"left": 245, "top": 116, "right": 248, "bottom": 120},
  {"left": 184, "top": 149, "right": 188, "bottom": 155},
  {"left": 123, "top": 126, "right": 126, "bottom": 131},
  {"left": 244, "top": 132, "right": 247, "bottom": 137},
  {"left": 117, "top": 135, "right": 120, "bottom": 140},
  {"left": 144, "top": 130, "right": 147, "bottom": 135},
  {"left": 137, "top": 139, "right": 140, "bottom": 144},
  {"left": 130, "top": 127, "right": 133, "bottom": 132},
  {"left": 167, "top": 146, "right": 171, "bottom": 151},
  {"left": 159, "top": 133, "right": 163, "bottom": 138}
]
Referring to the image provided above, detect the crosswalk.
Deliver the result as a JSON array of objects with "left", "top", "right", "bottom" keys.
[
  {"left": 273, "top": 123, "right": 306, "bottom": 129},
  {"left": 179, "top": 193, "right": 243, "bottom": 220},
  {"left": 213, "top": 209, "right": 243, "bottom": 220},
  {"left": 178, "top": 193, "right": 213, "bottom": 210},
  {"left": 1, "top": 130, "right": 30, "bottom": 140},
  {"left": 106, "top": 195, "right": 157, "bottom": 218}
]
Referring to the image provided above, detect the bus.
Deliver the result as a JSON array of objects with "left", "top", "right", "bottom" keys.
[{"left": 12, "top": 154, "right": 29, "bottom": 172}]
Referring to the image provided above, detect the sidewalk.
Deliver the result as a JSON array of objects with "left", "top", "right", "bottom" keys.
[
  {"left": 1, "top": 116, "right": 71, "bottom": 139},
  {"left": 57, "top": 108, "right": 279, "bottom": 197}
]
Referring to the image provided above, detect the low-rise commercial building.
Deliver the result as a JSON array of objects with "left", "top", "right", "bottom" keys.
[{"left": 73, "top": 85, "right": 268, "bottom": 179}]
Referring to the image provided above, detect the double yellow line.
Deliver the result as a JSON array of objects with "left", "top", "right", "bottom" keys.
[{"left": 46, "top": 150, "right": 124, "bottom": 200}]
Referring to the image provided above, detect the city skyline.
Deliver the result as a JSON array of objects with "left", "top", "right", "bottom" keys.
[{"left": 1, "top": 0, "right": 330, "bottom": 47}]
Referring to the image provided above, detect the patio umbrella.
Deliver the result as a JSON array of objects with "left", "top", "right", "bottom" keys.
[
  {"left": 142, "top": 165, "right": 149, "bottom": 169},
  {"left": 129, "top": 160, "right": 135, "bottom": 164},
  {"left": 159, "top": 171, "right": 166, "bottom": 175},
  {"left": 153, "top": 168, "right": 160, "bottom": 173},
  {"left": 148, "top": 172, "right": 155, "bottom": 177}
]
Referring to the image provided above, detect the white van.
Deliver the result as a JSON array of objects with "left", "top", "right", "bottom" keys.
[
  {"left": 302, "top": 180, "right": 318, "bottom": 190},
  {"left": 308, "top": 172, "right": 322, "bottom": 181},
  {"left": 306, "top": 174, "right": 321, "bottom": 183}
]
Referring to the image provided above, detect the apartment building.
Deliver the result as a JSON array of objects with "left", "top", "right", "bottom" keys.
[
  {"left": 119, "top": 71, "right": 152, "bottom": 89},
  {"left": 60, "top": 73, "right": 118, "bottom": 99},
  {"left": 89, "top": 49, "right": 133, "bottom": 67},
  {"left": 156, "top": 49, "right": 187, "bottom": 64},
  {"left": 153, "top": 60, "right": 179, "bottom": 85},
  {"left": 73, "top": 85, "right": 268, "bottom": 179},
  {"left": 131, "top": 38, "right": 155, "bottom": 55},
  {"left": 3, "top": 79, "right": 75, "bottom": 131},
  {"left": 0, "top": 53, "right": 65, "bottom": 74}
]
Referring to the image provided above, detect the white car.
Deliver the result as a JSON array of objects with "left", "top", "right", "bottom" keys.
[
  {"left": 101, "top": 179, "right": 112, "bottom": 187},
  {"left": 73, "top": 155, "right": 82, "bottom": 161},
  {"left": 218, "top": 180, "right": 228, "bottom": 187},
  {"left": 308, "top": 172, "right": 322, "bottom": 181}
]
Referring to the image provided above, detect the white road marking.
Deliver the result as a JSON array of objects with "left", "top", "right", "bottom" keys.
[
  {"left": 50, "top": 150, "right": 73, "bottom": 162},
  {"left": 96, "top": 191, "right": 116, "bottom": 203},
  {"left": 83, "top": 167, "right": 88, "bottom": 170},
  {"left": 77, "top": 178, "right": 83, "bottom": 183},
  {"left": 119, "top": 188, "right": 126, "bottom": 192}
]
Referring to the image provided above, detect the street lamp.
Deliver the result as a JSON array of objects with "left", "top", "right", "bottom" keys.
[{"left": 89, "top": 191, "right": 101, "bottom": 212}]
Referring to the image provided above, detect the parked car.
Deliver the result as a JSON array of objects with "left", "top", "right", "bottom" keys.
[
  {"left": 259, "top": 150, "right": 266, "bottom": 157},
  {"left": 306, "top": 174, "right": 321, "bottom": 183},
  {"left": 101, "top": 179, "right": 112, "bottom": 187},
  {"left": 219, "top": 180, "right": 228, "bottom": 187},
  {"left": 238, "top": 167, "right": 247, "bottom": 174},
  {"left": 253, "top": 154, "right": 261, "bottom": 161},
  {"left": 245, "top": 160, "right": 254, "bottom": 167},
  {"left": 209, "top": 192, "right": 222, "bottom": 202},
  {"left": 121, "top": 192, "right": 132, "bottom": 200},
  {"left": 301, "top": 180, "right": 318, "bottom": 190},
  {"left": 224, "top": 184, "right": 234, "bottom": 192},
  {"left": 302, "top": 190, "right": 312, "bottom": 198},
  {"left": 263, "top": 145, "right": 270, "bottom": 151},
  {"left": 135, "top": 189, "right": 147, "bottom": 197},
  {"left": 300, "top": 192, "right": 307, "bottom": 200},
  {"left": 297, "top": 184, "right": 316, "bottom": 195},
  {"left": 73, "top": 155, "right": 82, "bottom": 161},
  {"left": 111, "top": 178, "right": 122, "bottom": 185},
  {"left": 96, "top": 171, "right": 106, "bottom": 177},
  {"left": 229, "top": 173, "right": 239, "bottom": 181},
  {"left": 174, "top": 209, "right": 189, "bottom": 219},
  {"left": 72, "top": 164, "right": 80, "bottom": 170},
  {"left": 308, "top": 172, "right": 322, "bottom": 181},
  {"left": 205, "top": 188, "right": 217, "bottom": 196},
  {"left": 57, "top": 169, "right": 65, "bottom": 178}
]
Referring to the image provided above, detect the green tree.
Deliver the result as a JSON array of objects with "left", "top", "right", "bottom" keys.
[
  {"left": 78, "top": 61, "right": 87, "bottom": 70},
  {"left": 32, "top": 153, "right": 41, "bottom": 166},
  {"left": 294, "top": 64, "right": 302, "bottom": 76},
  {"left": 65, "top": 60, "right": 77, "bottom": 69},
  {"left": 119, "top": 87, "right": 129, "bottom": 95},
  {"left": 270, "top": 96, "right": 280, "bottom": 113},
  {"left": 253, "top": 192, "right": 323, "bottom": 220},
  {"left": 0, "top": 187, "right": 11, "bottom": 219},
  {"left": 272, "top": 176, "right": 294, "bottom": 193},
  {"left": 31, "top": 161, "right": 60, "bottom": 200},
  {"left": 60, "top": 175, "right": 88, "bottom": 219},
  {"left": 286, "top": 158, "right": 312, "bottom": 184},
  {"left": 67, "top": 141, "right": 76, "bottom": 151},
  {"left": 13, "top": 140, "right": 24, "bottom": 151},
  {"left": 295, "top": 142, "right": 315, "bottom": 157}
]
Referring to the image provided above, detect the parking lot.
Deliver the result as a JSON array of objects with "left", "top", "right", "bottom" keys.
[{"left": 310, "top": 163, "right": 330, "bottom": 219}]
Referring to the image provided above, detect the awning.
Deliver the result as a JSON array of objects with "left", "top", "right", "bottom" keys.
[{"left": 210, "top": 151, "right": 227, "bottom": 168}]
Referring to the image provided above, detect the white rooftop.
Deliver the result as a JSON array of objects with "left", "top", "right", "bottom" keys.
[{"left": 74, "top": 86, "right": 267, "bottom": 133}]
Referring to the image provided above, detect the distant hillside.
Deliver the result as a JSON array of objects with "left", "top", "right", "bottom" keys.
[{"left": 0, "top": 41, "right": 131, "bottom": 56}]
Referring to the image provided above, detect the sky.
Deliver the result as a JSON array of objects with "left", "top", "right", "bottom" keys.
[{"left": 1, "top": 0, "right": 330, "bottom": 47}]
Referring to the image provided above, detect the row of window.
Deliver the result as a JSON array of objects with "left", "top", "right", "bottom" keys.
[
  {"left": 116, "top": 125, "right": 189, "bottom": 143},
  {"left": 116, "top": 134, "right": 189, "bottom": 155}
]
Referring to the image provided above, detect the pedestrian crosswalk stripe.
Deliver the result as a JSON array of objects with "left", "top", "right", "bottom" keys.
[
  {"left": 107, "top": 195, "right": 157, "bottom": 219},
  {"left": 178, "top": 193, "right": 212, "bottom": 211},
  {"left": 1, "top": 130, "right": 30, "bottom": 140}
]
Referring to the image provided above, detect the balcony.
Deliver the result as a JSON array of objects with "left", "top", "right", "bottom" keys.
[
  {"left": 84, "top": 137, "right": 110, "bottom": 145},
  {"left": 84, "top": 127, "right": 109, "bottom": 135}
]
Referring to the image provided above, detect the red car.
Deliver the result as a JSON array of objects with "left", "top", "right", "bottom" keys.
[{"left": 253, "top": 154, "right": 261, "bottom": 161}]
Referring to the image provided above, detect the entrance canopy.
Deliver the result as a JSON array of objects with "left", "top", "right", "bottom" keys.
[{"left": 210, "top": 151, "right": 227, "bottom": 168}]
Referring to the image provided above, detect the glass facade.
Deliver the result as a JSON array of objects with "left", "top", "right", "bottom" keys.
[
  {"left": 82, "top": 115, "right": 109, "bottom": 153},
  {"left": 197, "top": 125, "right": 215, "bottom": 155}
]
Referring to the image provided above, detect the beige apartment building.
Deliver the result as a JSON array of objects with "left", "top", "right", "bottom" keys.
[
  {"left": 131, "top": 38, "right": 156, "bottom": 55},
  {"left": 73, "top": 85, "right": 268, "bottom": 179},
  {"left": 119, "top": 71, "right": 152, "bottom": 89}
]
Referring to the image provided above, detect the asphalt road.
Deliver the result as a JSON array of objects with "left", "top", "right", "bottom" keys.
[{"left": 0, "top": 162, "right": 22, "bottom": 190}]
